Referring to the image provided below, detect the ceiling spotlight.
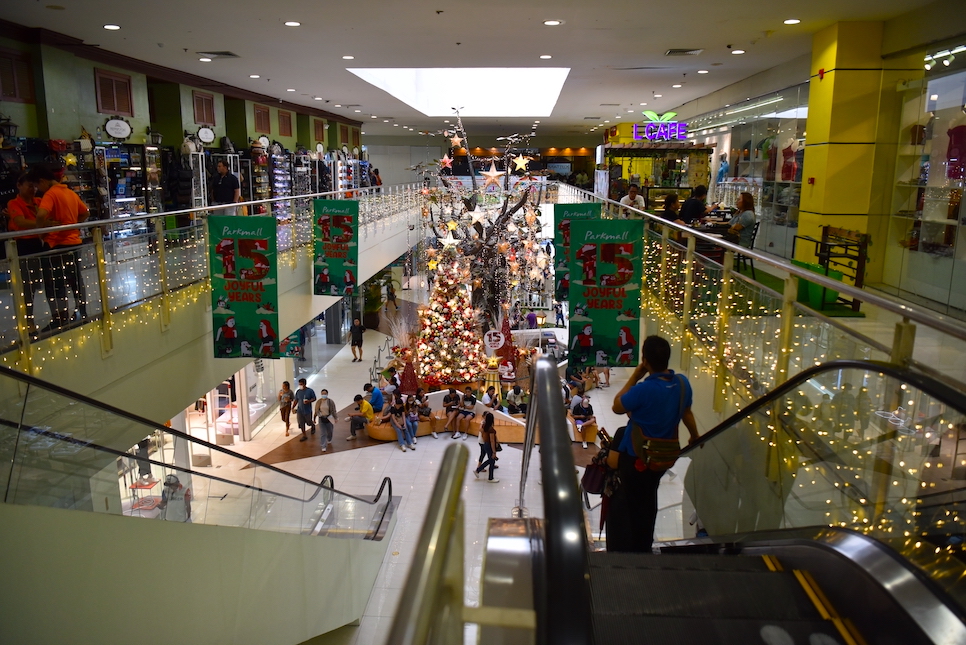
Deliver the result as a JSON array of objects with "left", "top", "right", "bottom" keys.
[
  {"left": 783, "top": 18, "right": 801, "bottom": 25},
  {"left": 199, "top": 57, "right": 212, "bottom": 62},
  {"left": 697, "top": 70, "right": 709, "bottom": 74},
  {"left": 543, "top": 19, "right": 562, "bottom": 26},
  {"left": 944, "top": 55, "right": 955, "bottom": 66},
  {"left": 732, "top": 49, "right": 745, "bottom": 55},
  {"left": 342, "top": 55, "right": 354, "bottom": 60},
  {"left": 284, "top": 21, "right": 301, "bottom": 27},
  {"left": 286, "top": 88, "right": 296, "bottom": 92},
  {"left": 672, "top": 84, "right": 682, "bottom": 88},
  {"left": 249, "top": 74, "right": 260, "bottom": 78},
  {"left": 103, "top": 24, "right": 120, "bottom": 30},
  {"left": 540, "top": 55, "right": 552, "bottom": 59},
  {"left": 925, "top": 61, "right": 934, "bottom": 70}
]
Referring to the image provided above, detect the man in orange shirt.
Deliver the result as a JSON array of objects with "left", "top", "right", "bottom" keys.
[
  {"left": 6, "top": 173, "right": 46, "bottom": 328},
  {"left": 29, "top": 163, "right": 90, "bottom": 332}
]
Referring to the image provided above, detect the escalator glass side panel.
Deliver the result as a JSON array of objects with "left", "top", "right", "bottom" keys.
[
  {"left": 683, "top": 365, "right": 966, "bottom": 607},
  {"left": 0, "top": 370, "right": 388, "bottom": 539}
]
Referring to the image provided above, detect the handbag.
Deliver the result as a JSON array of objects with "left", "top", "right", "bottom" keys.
[
  {"left": 580, "top": 463, "right": 607, "bottom": 494},
  {"left": 630, "top": 374, "right": 687, "bottom": 472}
]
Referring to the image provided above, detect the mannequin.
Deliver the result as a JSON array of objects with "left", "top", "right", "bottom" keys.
[
  {"left": 716, "top": 153, "right": 730, "bottom": 183},
  {"left": 781, "top": 137, "right": 799, "bottom": 181},
  {"left": 946, "top": 111, "right": 966, "bottom": 180}
]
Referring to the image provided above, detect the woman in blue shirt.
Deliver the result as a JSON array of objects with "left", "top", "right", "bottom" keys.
[{"left": 607, "top": 336, "right": 700, "bottom": 552}]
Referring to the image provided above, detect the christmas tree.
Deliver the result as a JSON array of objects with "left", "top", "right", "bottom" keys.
[{"left": 417, "top": 246, "right": 486, "bottom": 385}]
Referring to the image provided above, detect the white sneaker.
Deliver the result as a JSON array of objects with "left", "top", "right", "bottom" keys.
[
  {"left": 462, "top": 433, "right": 468, "bottom": 440},
  {"left": 408, "top": 443, "right": 416, "bottom": 451},
  {"left": 347, "top": 435, "right": 356, "bottom": 440},
  {"left": 452, "top": 432, "right": 462, "bottom": 439},
  {"left": 432, "top": 432, "right": 438, "bottom": 439},
  {"left": 399, "top": 444, "right": 407, "bottom": 452},
  {"left": 322, "top": 445, "right": 328, "bottom": 452},
  {"left": 473, "top": 469, "right": 480, "bottom": 479},
  {"left": 413, "top": 438, "right": 418, "bottom": 445},
  {"left": 487, "top": 478, "right": 500, "bottom": 483},
  {"left": 582, "top": 442, "right": 588, "bottom": 449}
]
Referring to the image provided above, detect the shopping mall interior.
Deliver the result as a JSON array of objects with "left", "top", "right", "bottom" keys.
[{"left": 2, "top": 1, "right": 966, "bottom": 644}]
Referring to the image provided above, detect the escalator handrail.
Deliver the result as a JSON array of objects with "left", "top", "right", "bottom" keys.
[
  {"left": 528, "top": 355, "right": 595, "bottom": 645},
  {"left": 0, "top": 364, "right": 363, "bottom": 504},
  {"left": 369, "top": 476, "right": 393, "bottom": 540},
  {"left": 680, "top": 359, "right": 966, "bottom": 457}
]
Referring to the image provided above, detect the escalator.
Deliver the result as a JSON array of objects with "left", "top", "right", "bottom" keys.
[
  {"left": 477, "top": 358, "right": 966, "bottom": 645},
  {"left": 0, "top": 365, "right": 397, "bottom": 644}
]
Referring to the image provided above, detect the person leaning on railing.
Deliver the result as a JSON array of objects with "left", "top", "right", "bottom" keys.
[
  {"left": 28, "top": 163, "right": 90, "bottom": 332},
  {"left": 608, "top": 335, "right": 700, "bottom": 553}
]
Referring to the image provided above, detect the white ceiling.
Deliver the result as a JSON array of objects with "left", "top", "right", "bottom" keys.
[{"left": 0, "top": 0, "right": 935, "bottom": 138}]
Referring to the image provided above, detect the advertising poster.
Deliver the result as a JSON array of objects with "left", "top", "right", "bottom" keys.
[
  {"left": 209, "top": 215, "right": 280, "bottom": 358},
  {"left": 567, "top": 219, "right": 644, "bottom": 370},
  {"left": 553, "top": 203, "right": 600, "bottom": 301},
  {"left": 313, "top": 199, "right": 359, "bottom": 296}
]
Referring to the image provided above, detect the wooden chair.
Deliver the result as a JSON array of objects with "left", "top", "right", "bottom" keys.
[{"left": 734, "top": 221, "right": 761, "bottom": 280}]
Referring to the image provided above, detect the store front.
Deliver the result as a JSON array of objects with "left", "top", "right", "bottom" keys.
[
  {"left": 684, "top": 84, "right": 809, "bottom": 260},
  {"left": 879, "top": 45, "right": 966, "bottom": 315}
]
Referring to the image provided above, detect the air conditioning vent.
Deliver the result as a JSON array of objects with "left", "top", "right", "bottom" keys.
[
  {"left": 584, "top": 116, "right": 601, "bottom": 120},
  {"left": 196, "top": 51, "right": 240, "bottom": 59},
  {"left": 665, "top": 48, "right": 703, "bottom": 56},
  {"left": 599, "top": 103, "right": 619, "bottom": 106}
]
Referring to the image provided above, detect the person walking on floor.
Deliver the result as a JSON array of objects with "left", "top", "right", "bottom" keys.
[
  {"left": 314, "top": 388, "right": 337, "bottom": 452},
  {"left": 29, "top": 163, "right": 90, "bottom": 332},
  {"left": 278, "top": 381, "right": 295, "bottom": 436},
  {"left": 293, "top": 378, "right": 317, "bottom": 442},
  {"left": 346, "top": 393, "right": 374, "bottom": 439},
  {"left": 473, "top": 412, "right": 500, "bottom": 482},
  {"left": 349, "top": 318, "right": 366, "bottom": 362}
]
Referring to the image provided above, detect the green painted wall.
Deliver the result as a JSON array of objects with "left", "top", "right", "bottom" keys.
[
  {"left": 147, "top": 81, "right": 182, "bottom": 147},
  {"left": 0, "top": 36, "right": 40, "bottom": 138},
  {"left": 225, "top": 97, "right": 249, "bottom": 146},
  {"left": 297, "top": 112, "right": 311, "bottom": 149},
  {"left": 38, "top": 44, "right": 151, "bottom": 142}
]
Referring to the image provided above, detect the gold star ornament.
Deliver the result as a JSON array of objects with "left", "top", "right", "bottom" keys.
[{"left": 512, "top": 155, "right": 529, "bottom": 171}]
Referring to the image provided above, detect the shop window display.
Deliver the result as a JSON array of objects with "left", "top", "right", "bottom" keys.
[
  {"left": 883, "top": 59, "right": 966, "bottom": 314},
  {"left": 686, "top": 84, "right": 808, "bottom": 260}
]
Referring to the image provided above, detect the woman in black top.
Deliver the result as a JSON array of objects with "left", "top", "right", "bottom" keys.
[{"left": 442, "top": 388, "right": 461, "bottom": 433}]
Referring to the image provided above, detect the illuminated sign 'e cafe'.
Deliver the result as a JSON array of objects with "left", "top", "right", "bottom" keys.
[{"left": 632, "top": 112, "right": 688, "bottom": 141}]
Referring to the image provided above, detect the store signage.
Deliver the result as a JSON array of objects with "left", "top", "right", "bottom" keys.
[
  {"left": 568, "top": 219, "right": 644, "bottom": 370},
  {"left": 197, "top": 127, "right": 216, "bottom": 144},
  {"left": 633, "top": 111, "right": 688, "bottom": 141},
  {"left": 313, "top": 199, "right": 359, "bottom": 296},
  {"left": 209, "top": 215, "right": 281, "bottom": 359},
  {"left": 553, "top": 203, "right": 601, "bottom": 302},
  {"left": 104, "top": 117, "right": 132, "bottom": 140},
  {"left": 483, "top": 330, "right": 506, "bottom": 350}
]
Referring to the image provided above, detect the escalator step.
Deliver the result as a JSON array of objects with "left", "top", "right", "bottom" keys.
[
  {"left": 591, "top": 568, "right": 820, "bottom": 621},
  {"left": 594, "top": 615, "right": 844, "bottom": 645},
  {"left": 591, "top": 551, "right": 770, "bottom": 572}
]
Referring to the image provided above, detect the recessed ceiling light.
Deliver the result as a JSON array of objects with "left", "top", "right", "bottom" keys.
[
  {"left": 199, "top": 57, "right": 212, "bottom": 63},
  {"left": 250, "top": 74, "right": 260, "bottom": 78},
  {"left": 604, "top": 120, "right": 610, "bottom": 123},
  {"left": 672, "top": 84, "right": 682, "bottom": 88},
  {"left": 540, "top": 55, "right": 552, "bottom": 59},
  {"left": 654, "top": 94, "right": 662, "bottom": 98},
  {"left": 639, "top": 102, "right": 648, "bottom": 106},
  {"left": 361, "top": 132, "right": 365, "bottom": 135},
  {"left": 314, "top": 97, "right": 323, "bottom": 100},
  {"left": 697, "top": 70, "right": 709, "bottom": 74},
  {"left": 543, "top": 19, "right": 562, "bottom": 26},
  {"left": 626, "top": 109, "right": 635, "bottom": 112},
  {"left": 286, "top": 88, "right": 296, "bottom": 92},
  {"left": 444, "top": 120, "right": 450, "bottom": 123},
  {"left": 343, "top": 55, "right": 355, "bottom": 60},
  {"left": 371, "top": 115, "right": 378, "bottom": 118},
  {"left": 534, "top": 120, "right": 540, "bottom": 123},
  {"left": 615, "top": 115, "right": 621, "bottom": 118},
  {"left": 394, "top": 124, "right": 399, "bottom": 126},
  {"left": 783, "top": 18, "right": 800, "bottom": 25},
  {"left": 384, "top": 119, "right": 389, "bottom": 122},
  {"left": 354, "top": 109, "right": 361, "bottom": 113},
  {"left": 732, "top": 49, "right": 745, "bottom": 55},
  {"left": 334, "top": 104, "right": 342, "bottom": 107},
  {"left": 103, "top": 24, "right": 120, "bottom": 30},
  {"left": 284, "top": 21, "right": 301, "bottom": 27}
]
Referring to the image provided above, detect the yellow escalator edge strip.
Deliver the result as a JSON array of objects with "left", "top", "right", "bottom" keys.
[
  {"left": 762, "top": 555, "right": 784, "bottom": 571},
  {"left": 792, "top": 569, "right": 833, "bottom": 620}
]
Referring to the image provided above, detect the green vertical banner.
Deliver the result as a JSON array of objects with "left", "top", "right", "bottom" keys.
[
  {"left": 209, "top": 215, "right": 280, "bottom": 358},
  {"left": 553, "top": 203, "right": 600, "bottom": 301},
  {"left": 568, "top": 219, "right": 644, "bottom": 370},
  {"left": 314, "top": 199, "right": 359, "bottom": 296}
]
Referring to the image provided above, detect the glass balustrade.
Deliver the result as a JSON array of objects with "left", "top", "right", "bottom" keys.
[
  {"left": 682, "top": 362, "right": 966, "bottom": 606},
  {"left": 0, "top": 370, "right": 392, "bottom": 539}
]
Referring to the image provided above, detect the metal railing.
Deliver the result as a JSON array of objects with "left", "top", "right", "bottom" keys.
[{"left": 0, "top": 182, "right": 423, "bottom": 373}]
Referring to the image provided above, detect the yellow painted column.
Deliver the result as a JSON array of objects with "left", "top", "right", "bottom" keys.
[{"left": 797, "top": 22, "right": 922, "bottom": 268}]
